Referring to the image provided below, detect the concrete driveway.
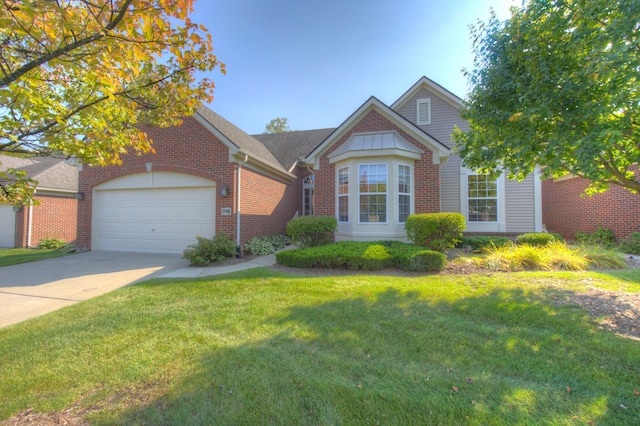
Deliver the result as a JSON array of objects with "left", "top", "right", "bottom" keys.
[{"left": 0, "top": 251, "right": 189, "bottom": 328}]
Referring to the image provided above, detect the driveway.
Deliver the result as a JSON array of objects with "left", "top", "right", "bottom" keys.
[{"left": 0, "top": 251, "right": 188, "bottom": 328}]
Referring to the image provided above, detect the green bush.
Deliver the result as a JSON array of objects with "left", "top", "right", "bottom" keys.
[
  {"left": 275, "top": 240, "right": 446, "bottom": 272},
  {"left": 515, "top": 233, "right": 561, "bottom": 246},
  {"left": 38, "top": 237, "right": 67, "bottom": 249},
  {"left": 183, "top": 234, "right": 236, "bottom": 266},
  {"left": 574, "top": 227, "right": 618, "bottom": 249},
  {"left": 244, "top": 234, "right": 291, "bottom": 256},
  {"left": 286, "top": 215, "right": 337, "bottom": 248},
  {"left": 461, "top": 236, "right": 512, "bottom": 250},
  {"left": 404, "top": 213, "right": 466, "bottom": 252},
  {"left": 620, "top": 232, "right": 640, "bottom": 255}
]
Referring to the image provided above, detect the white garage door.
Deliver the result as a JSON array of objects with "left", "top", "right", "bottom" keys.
[
  {"left": 0, "top": 204, "right": 16, "bottom": 248},
  {"left": 93, "top": 173, "right": 216, "bottom": 254}
]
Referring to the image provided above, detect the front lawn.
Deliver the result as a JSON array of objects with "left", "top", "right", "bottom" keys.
[
  {"left": 0, "top": 248, "right": 69, "bottom": 267},
  {"left": 0, "top": 268, "right": 639, "bottom": 424}
]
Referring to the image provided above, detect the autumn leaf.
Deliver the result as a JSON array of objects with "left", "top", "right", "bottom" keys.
[
  {"left": 453, "top": 386, "right": 459, "bottom": 393},
  {"left": 566, "top": 386, "right": 572, "bottom": 394},
  {"left": 634, "top": 389, "right": 639, "bottom": 397}
]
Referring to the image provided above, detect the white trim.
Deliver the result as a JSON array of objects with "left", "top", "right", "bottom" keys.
[
  {"left": 533, "top": 165, "right": 543, "bottom": 232},
  {"left": 460, "top": 168, "right": 506, "bottom": 233},
  {"left": 305, "top": 97, "right": 450, "bottom": 168},
  {"left": 392, "top": 76, "right": 464, "bottom": 111},
  {"left": 358, "top": 163, "right": 389, "bottom": 225},
  {"left": 397, "top": 163, "right": 412, "bottom": 224},
  {"left": 416, "top": 98, "right": 431, "bottom": 125},
  {"left": 337, "top": 166, "right": 349, "bottom": 223}
]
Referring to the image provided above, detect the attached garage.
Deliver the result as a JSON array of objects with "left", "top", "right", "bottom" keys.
[
  {"left": 92, "top": 172, "right": 216, "bottom": 254},
  {"left": 0, "top": 204, "right": 16, "bottom": 248}
]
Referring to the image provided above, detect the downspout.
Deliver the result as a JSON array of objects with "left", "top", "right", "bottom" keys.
[
  {"left": 26, "top": 204, "right": 33, "bottom": 248},
  {"left": 305, "top": 163, "right": 315, "bottom": 216},
  {"left": 236, "top": 154, "right": 248, "bottom": 257}
]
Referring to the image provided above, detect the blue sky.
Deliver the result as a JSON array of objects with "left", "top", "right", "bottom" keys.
[{"left": 192, "top": 0, "right": 516, "bottom": 134}]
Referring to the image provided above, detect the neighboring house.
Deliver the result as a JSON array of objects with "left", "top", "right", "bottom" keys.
[
  {"left": 76, "top": 76, "right": 542, "bottom": 254},
  {"left": 0, "top": 155, "right": 79, "bottom": 248},
  {"left": 542, "top": 166, "right": 640, "bottom": 241}
]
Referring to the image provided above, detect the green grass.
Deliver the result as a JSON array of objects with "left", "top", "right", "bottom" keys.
[
  {"left": 1, "top": 268, "right": 639, "bottom": 424},
  {"left": 0, "top": 248, "right": 69, "bottom": 267}
]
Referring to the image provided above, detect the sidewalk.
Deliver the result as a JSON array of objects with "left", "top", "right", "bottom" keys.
[{"left": 160, "top": 252, "right": 279, "bottom": 279}]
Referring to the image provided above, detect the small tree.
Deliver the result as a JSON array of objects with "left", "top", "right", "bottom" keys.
[{"left": 264, "top": 117, "right": 292, "bottom": 134}]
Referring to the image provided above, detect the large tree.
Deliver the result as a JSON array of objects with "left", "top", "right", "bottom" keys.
[
  {"left": 0, "top": 0, "right": 224, "bottom": 204},
  {"left": 454, "top": 0, "right": 640, "bottom": 194}
]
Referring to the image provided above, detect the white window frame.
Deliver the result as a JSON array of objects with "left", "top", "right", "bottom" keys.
[
  {"left": 358, "top": 163, "right": 388, "bottom": 224},
  {"left": 302, "top": 175, "right": 314, "bottom": 216},
  {"left": 416, "top": 98, "right": 431, "bottom": 125},
  {"left": 460, "top": 167, "right": 506, "bottom": 233},
  {"left": 398, "top": 163, "right": 412, "bottom": 223},
  {"left": 467, "top": 174, "right": 499, "bottom": 223},
  {"left": 337, "top": 166, "right": 349, "bottom": 223}
]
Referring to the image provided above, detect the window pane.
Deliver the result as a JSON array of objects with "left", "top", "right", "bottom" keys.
[
  {"left": 468, "top": 199, "right": 497, "bottom": 222},
  {"left": 467, "top": 174, "right": 498, "bottom": 222},
  {"left": 399, "top": 194, "right": 410, "bottom": 223},
  {"left": 360, "top": 194, "right": 386, "bottom": 222},
  {"left": 339, "top": 196, "right": 348, "bottom": 222}
]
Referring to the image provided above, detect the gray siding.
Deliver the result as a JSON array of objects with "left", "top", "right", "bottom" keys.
[
  {"left": 395, "top": 85, "right": 538, "bottom": 232},
  {"left": 505, "top": 174, "right": 536, "bottom": 233},
  {"left": 395, "top": 87, "right": 467, "bottom": 213}
]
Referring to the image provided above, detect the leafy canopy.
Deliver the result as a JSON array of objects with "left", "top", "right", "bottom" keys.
[
  {"left": 454, "top": 0, "right": 640, "bottom": 194},
  {"left": 0, "top": 0, "right": 224, "bottom": 204},
  {"left": 264, "top": 117, "right": 292, "bottom": 134}
]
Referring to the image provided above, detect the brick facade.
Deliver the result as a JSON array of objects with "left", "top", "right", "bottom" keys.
[
  {"left": 77, "top": 116, "right": 294, "bottom": 252},
  {"left": 14, "top": 195, "right": 78, "bottom": 247},
  {"left": 314, "top": 109, "right": 440, "bottom": 217},
  {"left": 542, "top": 167, "right": 640, "bottom": 241}
]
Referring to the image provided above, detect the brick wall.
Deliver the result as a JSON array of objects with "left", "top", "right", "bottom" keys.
[
  {"left": 238, "top": 166, "right": 299, "bottom": 251},
  {"left": 315, "top": 109, "right": 440, "bottom": 217},
  {"left": 15, "top": 195, "right": 78, "bottom": 248},
  {"left": 542, "top": 168, "right": 640, "bottom": 241},
  {"left": 77, "top": 117, "right": 238, "bottom": 251}
]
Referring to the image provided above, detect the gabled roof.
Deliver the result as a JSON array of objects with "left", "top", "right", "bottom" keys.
[
  {"left": 391, "top": 76, "right": 464, "bottom": 111},
  {"left": 254, "top": 128, "right": 335, "bottom": 171},
  {"left": 194, "top": 105, "right": 295, "bottom": 182},
  {"left": 305, "top": 96, "right": 450, "bottom": 167},
  {"left": 0, "top": 155, "right": 78, "bottom": 192}
]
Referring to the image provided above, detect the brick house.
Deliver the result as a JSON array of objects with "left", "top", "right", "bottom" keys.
[
  {"left": 0, "top": 155, "right": 79, "bottom": 248},
  {"left": 542, "top": 166, "right": 640, "bottom": 241},
  {"left": 77, "top": 77, "right": 543, "bottom": 254}
]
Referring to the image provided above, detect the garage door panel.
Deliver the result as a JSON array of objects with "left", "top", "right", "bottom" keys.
[{"left": 94, "top": 186, "right": 216, "bottom": 254}]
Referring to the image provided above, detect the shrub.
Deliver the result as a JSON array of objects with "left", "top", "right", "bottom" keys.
[
  {"left": 275, "top": 240, "right": 447, "bottom": 272},
  {"left": 581, "top": 245, "right": 627, "bottom": 269},
  {"left": 183, "top": 234, "right": 236, "bottom": 266},
  {"left": 286, "top": 215, "right": 337, "bottom": 248},
  {"left": 404, "top": 213, "right": 466, "bottom": 253},
  {"left": 461, "top": 236, "right": 512, "bottom": 251},
  {"left": 515, "top": 233, "right": 561, "bottom": 246},
  {"left": 399, "top": 250, "right": 447, "bottom": 272},
  {"left": 574, "top": 227, "right": 618, "bottom": 249},
  {"left": 38, "top": 237, "right": 67, "bottom": 249},
  {"left": 620, "top": 232, "right": 640, "bottom": 255},
  {"left": 244, "top": 234, "right": 291, "bottom": 256},
  {"left": 244, "top": 237, "right": 275, "bottom": 256}
]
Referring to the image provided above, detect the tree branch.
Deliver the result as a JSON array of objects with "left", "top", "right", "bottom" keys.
[{"left": 0, "top": 0, "right": 134, "bottom": 88}]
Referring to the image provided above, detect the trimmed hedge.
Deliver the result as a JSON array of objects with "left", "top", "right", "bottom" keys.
[
  {"left": 515, "top": 233, "right": 562, "bottom": 247},
  {"left": 575, "top": 227, "right": 617, "bottom": 249},
  {"left": 620, "top": 232, "right": 640, "bottom": 255},
  {"left": 286, "top": 215, "right": 337, "bottom": 248},
  {"left": 404, "top": 213, "right": 466, "bottom": 252},
  {"left": 276, "top": 240, "right": 446, "bottom": 272}
]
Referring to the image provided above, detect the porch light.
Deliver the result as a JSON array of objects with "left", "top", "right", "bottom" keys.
[{"left": 220, "top": 185, "right": 229, "bottom": 197}]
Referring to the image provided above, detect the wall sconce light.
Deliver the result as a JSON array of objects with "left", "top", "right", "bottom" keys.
[
  {"left": 13, "top": 206, "right": 22, "bottom": 212},
  {"left": 220, "top": 185, "right": 229, "bottom": 197},
  {"left": 74, "top": 192, "right": 84, "bottom": 200}
]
